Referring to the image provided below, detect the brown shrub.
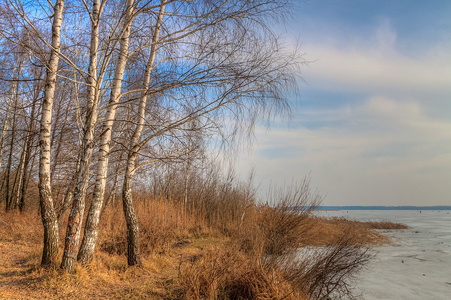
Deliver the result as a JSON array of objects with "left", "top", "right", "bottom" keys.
[
  {"left": 283, "top": 234, "right": 374, "bottom": 300},
  {"left": 362, "top": 221, "right": 409, "bottom": 230},
  {"left": 0, "top": 174, "right": 396, "bottom": 300},
  {"left": 99, "top": 198, "right": 212, "bottom": 256},
  {"left": 177, "top": 247, "right": 303, "bottom": 300},
  {"left": 298, "top": 217, "right": 394, "bottom": 246},
  {"left": 229, "top": 179, "right": 379, "bottom": 300},
  {"left": 257, "top": 178, "right": 320, "bottom": 257}
]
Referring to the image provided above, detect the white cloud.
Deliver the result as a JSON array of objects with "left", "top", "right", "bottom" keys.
[
  {"left": 302, "top": 46, "right": 451, "bottom": 95},
  {"left": 375, "top": 18, "right": 397, "bottom": 54},
  {"left": 237, "top": 97, "right": 451, "bottom": 206},
  {"left": 300, "top": 20, "right": 451, "bottom": 95},
  {"left": 236, "top": 18, "right": 451, "bottom": 206}
]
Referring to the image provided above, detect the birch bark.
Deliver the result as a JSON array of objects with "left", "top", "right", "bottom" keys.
[
  {"left": 122, "top": 0, "right": 166, "bottom": 266},
  {"left": 77, "top": 0, "right": 135, "bottom": 264},
  {"left": 60, "top": 0, "right": 102, "bottom": 273},
  {"left": 39, "top": 0, "right": 65, "bottom": 266}
]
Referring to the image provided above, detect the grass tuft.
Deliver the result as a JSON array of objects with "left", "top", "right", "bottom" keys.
[{"left": 0, "top": 176, "right": 407, "bottom": 299}]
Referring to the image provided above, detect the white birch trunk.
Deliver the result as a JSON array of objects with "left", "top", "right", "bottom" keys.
[
  {"left": 39, "top": 0, "right": 64, "bottom": 267},
  {"left": 122, "top": 0, "right": 166, "bottom": 267},
  {"left": 60, "top": 0, "right": 102, "bottom": 273},
  {"left": 77, "top": 0, "right": 135, "bottom": 264}
]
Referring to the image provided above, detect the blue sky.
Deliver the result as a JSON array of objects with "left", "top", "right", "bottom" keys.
[{"left": 237, "top": 0, "right": 451, "bottom": 206}]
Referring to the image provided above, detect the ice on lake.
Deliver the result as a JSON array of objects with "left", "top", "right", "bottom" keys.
[{"left": 318, "top": 210, "right": 451, "bottom": 300}]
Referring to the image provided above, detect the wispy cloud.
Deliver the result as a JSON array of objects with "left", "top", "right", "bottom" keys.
[
  {"left": 238, "top": 10, "right": 451, "bottom": 206},
  {"left": 241, "top": 96, "right": 451, "bottom": 205},
  {"left": 301, "top": 19, "right": 451, "bottom": 95}
]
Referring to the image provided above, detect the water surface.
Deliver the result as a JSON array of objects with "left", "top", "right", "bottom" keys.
[{"left": 318, "top": 210, "right": 451, "bottom": 300}]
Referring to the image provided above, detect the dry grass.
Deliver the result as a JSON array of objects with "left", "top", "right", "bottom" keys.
[
  {"left": 0, "top": 204, "right": 217, "bottom": 299},
  {"left": 283, "top": 237, "right": 373, "bottom": 300},
  {"left": 177, "top": 246, "right": 305, "bottom": 300},
  {"left": 98, "top": 198, "right": 214, "bottom": 256},
  {"left": 0, "top": 187, "right": 407, "bottom": 300},
  {"left": 361, "top": 220, "right": 409, "bottom": 230},
  {"left": 298, "top": 217, "right": 391, "bottom": 246},
  {"left": 298, "top": 217, "right": 409, "bottom": 247}
]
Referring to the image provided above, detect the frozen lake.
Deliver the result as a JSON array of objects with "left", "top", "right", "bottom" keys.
[{"left": 318, "top": 210, "right": 451, "bottom": 300}]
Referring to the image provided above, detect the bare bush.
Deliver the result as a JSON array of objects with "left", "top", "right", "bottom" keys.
[
  {"left": 259, "top": 178, "right": 321, "bottom": 258},
  {"left": 101, "top": 175, "right": 376, "bottom": 300},
  {"left": 178, "top": 247, "right": 300, "bottom": 300},
  {"left": 274, "top": 229, "right": 374, "bottom": 300},
  {"left": 99, "top": 197, "right": 211, "bottom": 256},
  {"left": 237, "top": 179, "right": 374, "bottom": 300},
  {"left": 145, "top": 163, "right": 256, "bottom": 234}
]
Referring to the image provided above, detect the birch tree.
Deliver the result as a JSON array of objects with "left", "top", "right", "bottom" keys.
[
  {"left": 60, "top": 0, "right": 105, "bottom": 273},
  {"left": 3, "top": 57, "right": 23, "bottom": 211},
  {"left": 77, "top": 0, "right": 136, "bottom": 265},
  {"left": 120, "top": 0, "right": 166, "bottom": 267},
  {"left": 115, "top": 0, "right": 301, "bottom": 266},
  {"left": 18, "top": 82, "right": 40, "bottom": 212},
  {"left": 38, "top": 0, "right": 65, "bottom": 266},
  {"left": 0, "top": 0, "right": 302, "bottom": 269}
]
